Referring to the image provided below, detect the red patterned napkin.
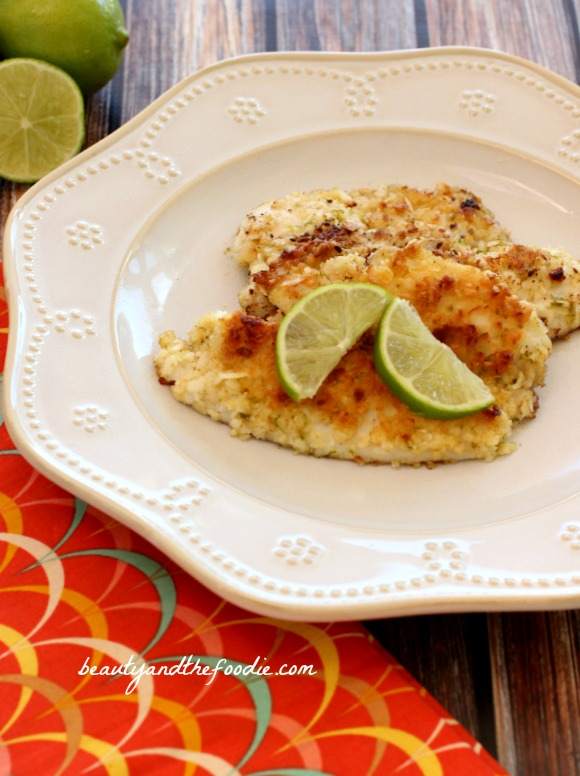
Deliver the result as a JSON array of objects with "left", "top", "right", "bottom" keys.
[{"left": 0, "top": 265, "right": 507, "bottom": 775}]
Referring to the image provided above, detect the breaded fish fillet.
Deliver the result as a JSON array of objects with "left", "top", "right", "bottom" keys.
[
  {"left": 156, "top": 245, "right": 551, "bottom": 465},
  {"left": 242, "top": 244, "right": 551, "bottom": 423},
  {"left": 155, "top": 311, "right": 515, "bottom": 465},
  {"left": 231, "top": 184, "right": 509, "bottom": 271},
  {"left": 155, "top": 185, "right": 566, "bottom": 465},
  {"left": 231, "top": 185, "right": 580, "bottom": 338},
  {"left": 458, "top": 244, "right": 580, "bottom": 339}
]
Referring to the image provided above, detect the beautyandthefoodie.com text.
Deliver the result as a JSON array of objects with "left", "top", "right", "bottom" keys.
[{"left": 79, "top": 654, "right": 317, "bottom": 694}]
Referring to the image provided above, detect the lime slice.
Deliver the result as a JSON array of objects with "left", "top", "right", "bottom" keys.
[
  {"left": 0, "top": 58, "right": 84, "bottom": 183},
  {"left": 374, "top": 297, "right": 494, "bottom": 419},
  {"left": 276, "top": 282, "right": 391, "bottom": 400}
]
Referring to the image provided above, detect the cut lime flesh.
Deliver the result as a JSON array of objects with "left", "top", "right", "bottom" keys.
[
  {"left": 374, "top": 298, "right": 494, "bottom": 419},
  {"left": 0, "top": 58, "right": 84, "bottom": 183},
  {"left": 276, "top": 282, "right": 391, "bottom": 401}
]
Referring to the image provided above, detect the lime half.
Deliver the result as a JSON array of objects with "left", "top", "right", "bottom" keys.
[
  {"left": 374, "top": 297, "right": 494, "bottom": 419},
  {"left": 277, "top": 282, "right": 391, "bottom": 400},
  {"left": 0, "top": 59, "right": 84, "bottom": 183}
]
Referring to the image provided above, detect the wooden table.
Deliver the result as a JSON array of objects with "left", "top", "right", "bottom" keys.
[{"left": 1, "top": 1, "right": 579, "bottom": 774}]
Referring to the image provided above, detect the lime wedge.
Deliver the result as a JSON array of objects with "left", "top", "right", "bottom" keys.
[
  {"left": 276, "top": 282, "right": 391, "bottom": 400},
  {"left": 374, "top": 297, "right": 494, "bottom": 418},
  {"left": 0, "top": 58, "right": 84, "bottom": 183}
]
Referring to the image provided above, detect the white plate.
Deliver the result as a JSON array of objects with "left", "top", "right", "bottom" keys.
[{"left": 4, "top": 48, "right": 580, "bottom": 620}]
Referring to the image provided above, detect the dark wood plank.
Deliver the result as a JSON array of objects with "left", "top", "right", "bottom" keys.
[
  {"left": 425, "top": 0, "right": 579, "bottom": 82},
  {"left": 488, "top": 611, "right": 580, "bottom": 775},
  {"left": 190, "top": 0, "right": 271, "bottom": 66},
  {"left": 120, "top": 0, "right": 197, "bottom": 118},
  {"left": 367, "top": 614, "right": 497, "bottom": 756},
  {"left": 275, "top": 0, "right": 418, "bottom": 51},
  {"left": 563, "top": 0, "right": 580, "bottom": 83}
]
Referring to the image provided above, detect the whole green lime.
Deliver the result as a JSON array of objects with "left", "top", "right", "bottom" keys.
[{"left": 0, "top": 0, "right": 129, "bottom": 94}]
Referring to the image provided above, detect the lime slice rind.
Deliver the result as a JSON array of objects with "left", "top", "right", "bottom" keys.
[
  {"left": 277, "top": 282, "right": 391, "bottom": 401},
  {"left": 0, "top": 58, "right": 84, "bottom": 183},
  {"left": 374, "top": 298, "right": 494, "bottom": 419}
]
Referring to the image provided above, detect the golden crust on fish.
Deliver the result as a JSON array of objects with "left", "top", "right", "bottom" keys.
[
  {"left": 232, "top": 184, "right": 580, "bottom": 339},
  {"left": 155, "top": 311, "right": 514, "bottom": 465},
  {"left": 245, "top": 244, "right": 551, "bottom": 422},
  {"left": 458, "top": 244, "right": 580, "bottom": 338},
  {"left": 231, "top": 184, "right": 509, "bottom": 273}
]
